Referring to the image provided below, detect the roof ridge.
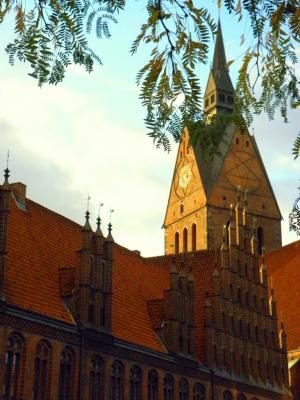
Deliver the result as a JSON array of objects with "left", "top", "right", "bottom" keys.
[{"left": 26, "top": 198, "right": 83, "bottom": 229}]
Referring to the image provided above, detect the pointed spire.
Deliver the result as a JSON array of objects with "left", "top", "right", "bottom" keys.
[
  {"left": 212, "top": 19, "right": 227, "bottom": 78},
  {"left": 204, "top": 19, "right": 234, "bottom": 115}
]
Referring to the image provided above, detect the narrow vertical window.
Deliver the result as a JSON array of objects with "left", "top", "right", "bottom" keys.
[
  {"left": 192, "top": 223, "right": 196, "bottom": 251},
  {"left": 179, "top": 378, "right": 189, "bottom": 400},
  {"left": 164, "top": 374, "right": 174, "bottom": 400},
  {"left": 32, "top": 340, "right": 51, "bottom": 400},
  {"left": 148, "top": 370, "right": 158, "bottom": 400},
  {"left": 58, "top": 347, "right": 74, "bottom": 400},
  {"left": 2, "top": 334, "right": 24, "bottom": 400},
  {"left": 111, "top": 360, "right": 124, "bottom": 400},
  {"left": 193, "top": 383, "right": 205, "bottom": 400},
  {"left": 129, "top": 365, "right": 142, "bottom": 400},
  {"left": 175, "top": 232, "right": 179, "bottom": 254},
  {"left": 89, "top": 356, "right": 103, "bottom": 400},
  {"left": 223, "top": 390, "right": 233, "bottom": 400},
  {"left": 257, "top": 227, "right": 264, "bottom": 255},
  {"left": 183, "top": 228, "right": 188, "bottom": 253}
]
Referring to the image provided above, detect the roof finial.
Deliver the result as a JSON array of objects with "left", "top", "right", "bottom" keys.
[
  {"left": 4, "top": 150, "right": 10, "bottom": 184},
  {"left": 84, "top": 194, "right": 91, "bottom": 229},
  {"left": 96, "top": 201, "right": 104, "bottom": 230},
  {"left": 107, "top": 209, "right": 114, "bottom": 241}
]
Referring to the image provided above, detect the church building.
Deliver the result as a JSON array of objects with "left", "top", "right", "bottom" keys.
[{"left": 0, "top": 21, "right": 295, "bottom": 400}]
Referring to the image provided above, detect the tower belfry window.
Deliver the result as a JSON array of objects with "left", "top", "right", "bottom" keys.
[
  {"left": 175, "top": 232, "right": 179, "bottom": 254},
  {"left": 183, "top": 228, "right": 188, "bottom": 253},
  {"left": 192, "top": 223, "right": 196, "bottom": 251}
]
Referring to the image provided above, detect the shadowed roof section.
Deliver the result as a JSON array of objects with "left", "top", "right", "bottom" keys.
[{"left": 266, "top": 240, "right": 300, "bottom": 351}]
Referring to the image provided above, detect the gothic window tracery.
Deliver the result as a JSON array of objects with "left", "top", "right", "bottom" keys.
[
  {"left": 164, "top": 374, "right": 174, "bottom": 400},
  {"left": 179, "top": 378, "right": 189, "bottom": 400},
  {"left": 111, "top": 360, "right": 124, "bottom": 400},
  {"left": 58, "top": 347, "right": 74, "bottom": 400},
  {"left": 32, "top": 340, "right": 51, "bottom": 400},
  {"left": 148, "top": 370, "right": 158, "bottom": 400},
  {"left": 129, "top": 365, "right": 142, "bottom": 400},
  {"left": 89, "top": 356, "right": 103, "bottom": 400},
  {"left": 2, "top": 333, "right": 24, "bottom": 400},
  {"left": 193, "top": 383, "right": 205, "bottom": 400}
]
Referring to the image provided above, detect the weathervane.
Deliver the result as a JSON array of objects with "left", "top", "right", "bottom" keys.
[{"left": 109, "top": 209, "right": 114, "bottom": 223}]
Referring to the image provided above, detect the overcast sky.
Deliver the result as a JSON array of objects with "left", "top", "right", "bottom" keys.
[{"left": 0, "top": 5, "right": 299, "bottom": 256}]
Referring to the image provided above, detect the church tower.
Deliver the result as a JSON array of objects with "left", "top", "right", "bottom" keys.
[
  {"left": 163, "top": 21, "right": 282, "bottom": 255},
  {"left": 203, "top": 21, "right": 234, "bottom": 117}
]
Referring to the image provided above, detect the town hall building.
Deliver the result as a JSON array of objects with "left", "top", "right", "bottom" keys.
[{"left": 0, "top": 21, "right": 296, "bottom": 400}]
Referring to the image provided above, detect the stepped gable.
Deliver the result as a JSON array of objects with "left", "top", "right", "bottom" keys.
[
  {"left": 266, "top": 240, "right": 300, "bottom": 351},
  {"left": 147, "top": 250, "right": 219, "bottom": 361}
]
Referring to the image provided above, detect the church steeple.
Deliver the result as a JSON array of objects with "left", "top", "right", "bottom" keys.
[{"left": 204, "top": 20, "right": 234, "bottom": 116}]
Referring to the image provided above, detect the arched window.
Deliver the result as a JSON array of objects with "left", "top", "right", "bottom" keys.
[
  {"left": 193, "top": 383, "right": 205, "bottom": 400},
  {"left": 183, "top": 228, "right": 188, "bottom": 253},
  {"left": 2, "top": 333, "right": 24, "bottom": 400},
  {"left": 164, "top": 374, "right": 174, "bottom": 400},
  {"left": 32, "top": 340, "right": 51, "bottom": 400},
  {"left": 179, "top": 378, "right": 189, "bottom": 400},
  {"left": 111, "top": 360, "right": 124, "bottom": 400},
  {"left": 175, "top": 232, "right": 179, "bottom": 254},
  {"left": 148, "top": 370, "right": 158, "bottom": 400},
  {"left": 237, "top": 394, "right": 247, "bottom": 400},
  {"left": 58, "top": 347, "right": 74, "bottom": 400},
  {"left": 192, "top": 223, "right": 196, "bottom": 251},
  {"left": 257, "top": 227, "right": 264, "bottom": 255},
  {"left": 129, "top": 365, "right": 142, "bottom": 400},
  {"left": 89, "top": 356, "right": 103, "bottom": 400},
  {"left": 223, "top": 390, "right": 233, "bottom": 400}
]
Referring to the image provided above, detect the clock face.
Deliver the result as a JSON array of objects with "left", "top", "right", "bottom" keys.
[
  {"left": 175, "top": 157, "right": 195, "bottom": 198},
  {"left": 179, "top": 164, "right": 192, "bottom": 189}
]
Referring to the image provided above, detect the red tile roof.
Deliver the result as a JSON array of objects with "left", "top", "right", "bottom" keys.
[
  {"left": 266, "top": 240, "right": 300, "bottom": 351},
  {"left": 5, "top": 197, "right": 81, "bottom": 324},
  {"left": 4, "top": 191, "right": 219, "bottom": 360}
]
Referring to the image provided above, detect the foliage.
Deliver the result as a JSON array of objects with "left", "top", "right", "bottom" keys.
[
  {"left": 289, "top": 186, "right": 300, "bottom": 235},
  {"left": 1, "top": 0, "right": 299, "bottom": 147},
  {"left": 1, "top": 0, "right": 300, "bottom": 230}
]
